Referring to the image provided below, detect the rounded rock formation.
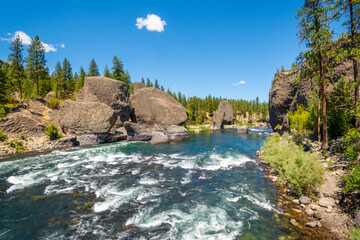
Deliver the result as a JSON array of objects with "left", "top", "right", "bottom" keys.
[
  {"left": 218, "top": 101, "right": 234, "bottom": 124},
  {"left": 130, "top": 82, "right": 188, "bottom": 126}
]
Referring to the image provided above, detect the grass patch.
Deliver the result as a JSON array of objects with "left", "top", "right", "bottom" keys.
[{"left": 187, "top": 125, "right": 211, "bottom": 131}]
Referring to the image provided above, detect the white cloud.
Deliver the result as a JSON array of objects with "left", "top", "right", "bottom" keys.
[
  {"left": 233, "top": 81, "right": 247, "bottom": 86},
  {"left": 1, "top": 31, "right": 63, "bottom": 53},
  {"left": 14, "top": 31, "right": 32, "bottom": 45},
  {"left": 136, "top": 14, "right": 166, "bottom": 32}
]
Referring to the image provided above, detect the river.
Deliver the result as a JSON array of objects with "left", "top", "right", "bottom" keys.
[{"left": 0, "top": 129, "right": 309, "bottom": 239}]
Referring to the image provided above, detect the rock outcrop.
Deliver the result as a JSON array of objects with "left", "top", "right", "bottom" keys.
[
  {"left": 130, "top": 82, "right": 188, "bottom": 126},
  {"left": 55, "top": 100, "right": 116, "bottom": 135},
  {"left": 218, "top": 101, "right": 234, "bottom": 124},
  {"left": 210, "top": 100, "right": 234, "bottom": 129},
  {"left": 210, "top": 110, "right": 225, "bottom": 129},
  {"left": 0, "top": 99, "right": 51, "bottom": 138},
  {"left": 77, "top": 76, "right": 133, "bottom": 126},
  {"left": 268, "top": 37, "right": 358, "bottom": 132}
]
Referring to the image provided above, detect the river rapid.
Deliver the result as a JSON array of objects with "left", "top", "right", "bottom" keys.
[{"left": 0, "top": 129, "right": 307, "bottom": 239}]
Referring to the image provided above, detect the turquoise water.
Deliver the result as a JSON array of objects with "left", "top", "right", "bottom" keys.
[{"left": 0, "top": 129, "right": 300, "bottom": 239}]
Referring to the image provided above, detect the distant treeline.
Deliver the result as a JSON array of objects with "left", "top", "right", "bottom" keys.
[{"left": 0, "top": 34, "right": 268, "bottom": 123}]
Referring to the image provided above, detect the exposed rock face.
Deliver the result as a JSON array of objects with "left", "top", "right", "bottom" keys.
[
  {"left": 269, "top": 50, "right": 358, "bottom": 132},
  {"left": 77, "top": 77, "right": 133, "bottom": 126},
  {"left": 105, "top": 127, "right": 127, "bottom": 142},
  {"left": 268, "top": 70, "right": 312, "bottom": 131},
  {"left": 56, "top": 100, "right": 116, "bottom": 135},
  {"left": 210, "top": 110, "right": 225, "bottom": 129},
  {"left": 130, "top": 82, "right": 188, "bottom": 126},
  {"left": 218, "top": 101, "right": 234, "bottom": 124},
  {"left": 0, "top": 99, "right": 51, "bottom": 137},
  {"left": 44, "top": 91, "right": 55, "bottom": 102}
]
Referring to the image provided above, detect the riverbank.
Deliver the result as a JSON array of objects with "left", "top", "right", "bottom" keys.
[{"left": 257, "top": 138, "right": 355, "bottom": 239}]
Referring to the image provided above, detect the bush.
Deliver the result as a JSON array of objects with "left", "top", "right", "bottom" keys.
[
  {"left": 47, "top": 97, "right": 60, "bottom": 109},
  {"left": 7, "top": 140, "right": 26, "bottom": 152},
  {"left": 344, "top": 129, "right": 360, "bottom": 163},
  {"left": 262, "top": 133, "right": 324, "bottom": 196},
  {"left": 343, "top": 166, "right": 360, "bottom": 193},
  {"left": 46, "top": 124, "right": 60, "bottom": 140},
  {"left": 0, "top": 128, "right": 7, "bottom": 141},
  {"left": 348, "top": 228, "right": 360, "bottom": 240},
  {"left": 288, "top": 105, "right": 315, "bottom": 132},
  {"left": 0, "top": 108, "right": 6, "bottom": 118}
]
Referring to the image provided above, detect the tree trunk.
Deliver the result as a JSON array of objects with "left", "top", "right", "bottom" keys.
[
  {"left": 18, "top": 79, "right": 22, "bottom": 100},
  {"left": 318, "top": 92, "right": 321, "bottom": 142},
  {"left": 36, "top": 73, "right": 39, "bottom": 98},
  {"left": 319, "top": 50, "right": 328, "bottom": 149},
  {"left": 350, "top": 3, "right": 359, "bottom": 129}
]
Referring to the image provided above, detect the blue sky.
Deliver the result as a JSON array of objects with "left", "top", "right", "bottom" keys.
[{"left": 0, "top": 0, "right": 315, "bottom": 101}]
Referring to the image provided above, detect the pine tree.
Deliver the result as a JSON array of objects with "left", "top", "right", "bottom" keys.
[
  {"left": 88, "top": 58, "right": 100, "bottom": 76},
  {"left": 78, "top": 66, "right": 86, "bottom": 90},
  {"left": 104, "top": 66, "right": 112, "bottom": 78},
  {"left": 141, "top": 77, "right": 145, "bottom": 84},
  {"left": 73, "top": 72, "right": 80, "bottom": 92},
  {"left": 8, "top": 36, "right": 25, "bottom": 99},
  {"left": 155, "top": 79, "right": 160, "bottom": 89},
  {"left": 160, "top": 85, "right": 165, "bottom": 91},
  {"left": 53, "top": 61, "right": 62, "bottom": 98},
  {"left": 26, "top": 35, "right": 47, "bottom": 98},
  {"left": 330, "top": 0, "right": 360, "bottom": 128},
  {"left": 297, "top": 0, "right": 333, "bottom": 148},
  {"left": 146, "top": 78, "right": 151, "bottom": 87},
  {"left": 0, "top": 65, "right": 7, "bottom": 103}
]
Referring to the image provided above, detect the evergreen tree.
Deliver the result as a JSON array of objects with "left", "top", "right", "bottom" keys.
[
  {"left": 111, "top": 55, "right": 124, "bottom": 80},
  {"left": 297, "top": 0, "right": 333, "bottom": 148},
  {"left": 330, "top": 0, "right": 360, "bottom": 128},
  {"left": 146, "top": 78, "right": 151, "bottom": 87},
  {"left": 0, "top": 65, "right": 7, "bottom": 103},
  {"left": 104, "top": 66, "right": 112, "bottom": 78},
  {"left": 88, "top": 58, "right": 100, "bottom": 76},
  {"left": 8, "top": 36, "right": 25, "bottom": 99},
  {"left": 26, "top": 35, "right": 47, "bottom": 98},
  {"left": 155, "top": 79, "right": 160, "bottom": 89},
  {"left": 160, "top": 85, "right": 165, "bottom": 91},
  {"left": 73, "top": 72, "right": 80, "bottom": 92},
  {"left": 61, "top": 58, "right": 73, "bottom": 96},
  {"left": 78, "top": 66, "right": 86, "bottom": 90},
  {"left": 141, "top": 77, "right": 145, "bottom": 84},
  {"left": 53, "top": 61, "right": 62, "bottom": 98}
]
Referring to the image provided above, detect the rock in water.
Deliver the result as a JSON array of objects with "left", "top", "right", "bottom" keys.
[
  {"left": 217, "top": 101, "right": 234, "bottom": 124},
  {"left": 77, "top": 76, "right": 133, "bottom": 126},
  {"left": 150, "top": 132, "right": 170, "bottom": 145},
  {"left": 166, "top": 125, "right": 190, "bottom": 142},
  {"left": 56, "top": 100, "right": 116, "bottom": 135},
  {"left": 299, "top": 195, "right": 311, "bottom": 205},
  {"left": 211, "top": 110, "right": 225, "bottom": 129},
  {"left": 130, "top": 82, "right": 188, "bottom": 126},
  {"left": 124, "top": 122, "right": 153, "bottom": 141},
  {"left": 237, "top": 125, "right": 248, "bottom": 134}
]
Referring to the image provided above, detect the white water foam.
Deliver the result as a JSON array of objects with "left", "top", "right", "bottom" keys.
[{"left": 126, "top": 204, "right": 243, "bottom": 240}]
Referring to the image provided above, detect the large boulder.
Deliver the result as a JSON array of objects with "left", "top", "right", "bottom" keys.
[
  {"left": 0, "top": 99, "right": 51, "bottom": 138},
  {"left": 166, "top": 125, "right": 190, "bottom": 142},
  {"left": 56, "top": 100, "right": 116, "bottom": 135},
  {"left": 77, "top": 77, "right": 133, "bottom": 126},
  {"left": 130, "top": 82, "right": 188, "bottom": 126},
  {"left": 218, "top": 101, "right": 234, "bottom": 124},
  {"left": 124, "top": 122, "right": 153, "bottom": 141},
  {"left": 210, "top": 110, "right": 225, "bottom": 129}
]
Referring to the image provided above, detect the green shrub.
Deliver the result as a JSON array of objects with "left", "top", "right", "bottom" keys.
[
  {"left": 20, "top": 133, "right": 27, "bottom": 141},
  {"left": 47, "top": 97, "right": 60, "bottom": 109},
  {"left": 262, "top": 133, "right": 324, "bottom": 196},
  {"left": 0, "top": 108, "right": 6, "bottom": 118},
  {"left": 348, "top": 228, "right": 360, "bottom": 240},
  {"left": 7, "top": 140, "right": 26, "bottom": 152},
  {"left": 45, "top": 124, "right": 60, "bottom": 140},
  {"left": 344, "top": 129, "right": 360, "bottom": 163},
  {"left": 288, "top": 105, "right": 315, "bottom": 132},
  {"left": 343, "top": 166, "right": 360, "bottom": 193},
  {"left": 0, "top": 128, "right": 7, "bottom": 141}
]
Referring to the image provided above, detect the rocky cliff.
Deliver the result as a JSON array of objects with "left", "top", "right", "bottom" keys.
[{"left": 269, "top": 58, "right": 357, "bottom": 132}]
